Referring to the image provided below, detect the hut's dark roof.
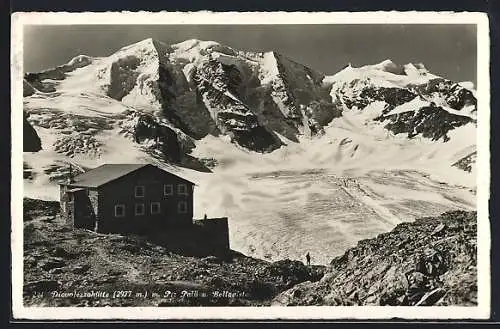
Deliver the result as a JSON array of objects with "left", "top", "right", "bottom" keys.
[{"left": 66, "top": 164, "right": 194, "bottom": 188}]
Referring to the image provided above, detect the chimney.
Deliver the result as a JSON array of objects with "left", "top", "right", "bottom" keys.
[{"left": 67, "top": 163, "right": 75, "bottom": 184}]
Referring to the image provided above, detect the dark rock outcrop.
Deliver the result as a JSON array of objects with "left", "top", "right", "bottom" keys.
[
  {"left": 193, "top": 58, "right": 283, "bottom": 152},
  {"left": 157, "top": 61, "right": 218, "bottom": 139},
  {"left": 133, "top": 113, "right": 190, "bottom": 163},
  {"left": 452, "top": 151, "right": 477, "bottom": 173},
  {"left": 408, "top": 78, "right": 477, "bottom": 112},
  {"left": 128, "top": 112, "right": 210, "bottom": 171},
  {"left": 23, "top": 113, "right": 42, "bottom": 152},
  {"left": 23, "top": 80, "right": 36, "bottom": 96},
  {"left": 339, "top": 86, "right": 417, "bottom": 111},
  {"left": 274, "top": 211, "right": 477, "bottom": 306},
  {"left": 108, "top": 55, "right": 142, "bottom": 100},
  {"left": 375, "top": 105, "right": 473, "bottom": 142}
]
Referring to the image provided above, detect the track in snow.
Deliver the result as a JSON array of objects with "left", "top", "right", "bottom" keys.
[{"left": 221, "top": 169, "right": 475, "bottom": 265}]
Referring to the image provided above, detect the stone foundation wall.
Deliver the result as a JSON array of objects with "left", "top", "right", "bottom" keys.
[
  {"left": 147, "top": 217, "right": 230, "bottom": 257},
  {"left": 193, "top": 217, "right": 230, "bottom": 252}
]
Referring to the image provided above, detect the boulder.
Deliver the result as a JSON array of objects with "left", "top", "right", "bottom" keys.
[
  {"left": 40, "top": 257, "right": 66, "bottom": 271},
  {"left": 72, "top": 264, "right": 91, "bottom": 274},
  {"left": 24, "top": 280, "right": 61, "bottom": 292}
]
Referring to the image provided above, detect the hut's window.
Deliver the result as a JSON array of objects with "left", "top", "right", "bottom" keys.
[
  {"left": 178, "top": 184, "right": 188, "bottom": 196},
  {"left": 164, "top": 184, "right": 173, "bottom": 196},
  {"left": 114, "top": 205, "right": 125, "bottom": 218},
  {"left": 151, "top": 202, "right": 161, "bottom": 214},
  {"left": 135, "top": 186, "right": 145, "bottom": 198},
  {"left": 135, "top": 203, "right": 145, "bottom": 216},
  {"left": 178, "top": 201, "right": 187, "bottom": 214}
]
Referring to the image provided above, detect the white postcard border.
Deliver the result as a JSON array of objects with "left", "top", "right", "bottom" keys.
[{"left": 11, "top": 11, "right": 491, "bottom": 320}]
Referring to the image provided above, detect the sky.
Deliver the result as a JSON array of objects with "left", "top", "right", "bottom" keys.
[{"left": 23, "top": 24, "right": 477, "bottom": 83}]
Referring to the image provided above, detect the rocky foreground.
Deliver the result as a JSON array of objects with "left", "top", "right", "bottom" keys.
[
  {"left": 273, "top": 210, "right": 477, "bottom": 306},
  {"left": 23, "top": 198, "right": 324, "bottom": 306},
  {"left": 23, "top": 198, "right": 476, "bottom": 307}
]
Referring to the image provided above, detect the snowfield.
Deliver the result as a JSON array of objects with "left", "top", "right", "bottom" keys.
[{"left": 22, "top": 39, "right": 478, "bottom": 265}]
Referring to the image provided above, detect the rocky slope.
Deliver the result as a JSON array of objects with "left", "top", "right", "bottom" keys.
[
  {"left": 23, "top": 198, "right": 325, "bottom": 307},
  {"left": 273, "top": 210, "right": 477, "bottom": 306},
  {"left": 24, "top": 199, "right": 476, "bottom": 307}
]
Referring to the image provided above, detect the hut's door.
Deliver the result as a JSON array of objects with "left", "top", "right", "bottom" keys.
[
  {"left": 66, "top": 194, "right": 75, "bottom": 226},
  {"left": 72, "top": 190, "right": 95, "bottom": 230}
]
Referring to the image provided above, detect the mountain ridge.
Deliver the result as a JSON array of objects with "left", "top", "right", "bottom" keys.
[
  {"left": 23, "top": 38, "right": 478, "bottom": 180},
  {"left": 24, "top": 38, "right": 477, "bottom": 145}
]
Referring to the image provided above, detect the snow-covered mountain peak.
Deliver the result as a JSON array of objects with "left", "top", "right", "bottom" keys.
[
  {"left": 117, "top": 37, "right": 169, "bottom": 51},
  {"left": 107, "top": 38, "right": 170, "bottom": 62},
  {"left": 361, "top": 60, "right": 430, "bottom": 78},
  {"left": 325, "top": 59, "right": 440, "bottom": 92},
  {"left": 378, "top": 59, "right": 396, "bottom": 66},
  {"left": 402, "top": 62, "right": 430, "bottom": 78},
  {"left": 406, "top": 62, "right": 428, "bottom": 71},
  {"left": 323, "top": 57, "right": 477, "bottom": 146},
  {"left": 169, "top": 39, "right": 239, "bottom": 63},
  {"left": 172, "top": 38, "right": 221, "bottom": 51},
  {"left": 114, "top": 38, "right": 154, "bottom": 55},
  {"left": 367, "top": 59, "right": 400, "bottom": 73},
  {"left": 65, "top": 54, "right": 94, "bottom": 68},
  {"left": 23, "top": 37, "right": 477, "bottom": 159}
]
